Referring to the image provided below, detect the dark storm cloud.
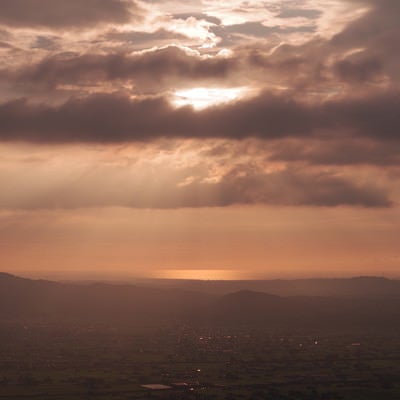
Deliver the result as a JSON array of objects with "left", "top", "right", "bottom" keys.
[
  {"left": 0, "top": 89, "right": 399, "bottom": 143},
  {"left": 0, "top": 0, "right": 139, "bottom": 29},
  {"left": 18, "top": 46, "right": 317, "bottom": 91},
  {"left": 323, "top": 91, "right": 400, "bottom": 140},
  {"left": 0, "top": 46, "right": 299, "bottom": 93},
  {"left": 0, "top": 92, "right": 314, "bottom": 142},
  {"left": 4, "top": 47, "right": 238, "bottom": 89}
]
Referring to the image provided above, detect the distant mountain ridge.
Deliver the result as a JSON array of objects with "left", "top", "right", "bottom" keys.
[
  {"left": 1, "top": 273, "right": 400, "bottom": 330},
  {"left": 0, "top": 272, "right": 214, "bottom": 323}
]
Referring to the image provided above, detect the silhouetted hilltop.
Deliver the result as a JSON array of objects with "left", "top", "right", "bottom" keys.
[{"left": 142, "top": 276, "right": 400, "bottom": 298}]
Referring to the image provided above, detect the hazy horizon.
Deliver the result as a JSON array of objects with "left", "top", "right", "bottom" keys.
[{"left": 3, "top": 270, "right": 399, "bottom": 283}]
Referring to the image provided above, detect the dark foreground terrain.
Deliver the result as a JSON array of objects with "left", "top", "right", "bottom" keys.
[{"left": 1, "top": 273, "right": 400, "bottom": 399}]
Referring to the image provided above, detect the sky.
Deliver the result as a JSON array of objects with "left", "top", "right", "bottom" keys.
[{"left": 0, "top": 0, "right": 399, "bottom": 280}]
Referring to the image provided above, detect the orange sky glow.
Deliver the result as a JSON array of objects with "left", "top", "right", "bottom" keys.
[{"left": 0, "top": 0, "right": 399, "bottom": 280}]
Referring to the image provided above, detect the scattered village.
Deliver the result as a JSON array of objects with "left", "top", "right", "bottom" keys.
[{"left": 0, "top": 323, "right": 399, "bottom": 399}]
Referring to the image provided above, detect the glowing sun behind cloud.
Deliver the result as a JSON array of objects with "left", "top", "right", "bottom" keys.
[{"left": 172, "top": 87, "right": 248, "bottom": 109}]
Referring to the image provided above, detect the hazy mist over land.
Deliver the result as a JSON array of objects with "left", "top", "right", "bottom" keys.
[{"left": 2, "top": 272, "right": 400, "bottom": 330}]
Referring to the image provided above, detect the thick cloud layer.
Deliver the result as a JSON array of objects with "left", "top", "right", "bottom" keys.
[
  {"left": 4, "top": 47, "right": 238, "bottom": 90},
  {"left": 0, "top": 90, "right": 398, "bottom": 143},
  {"left": 0, "top": 0, "right": 398, "bottom": 211}
]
